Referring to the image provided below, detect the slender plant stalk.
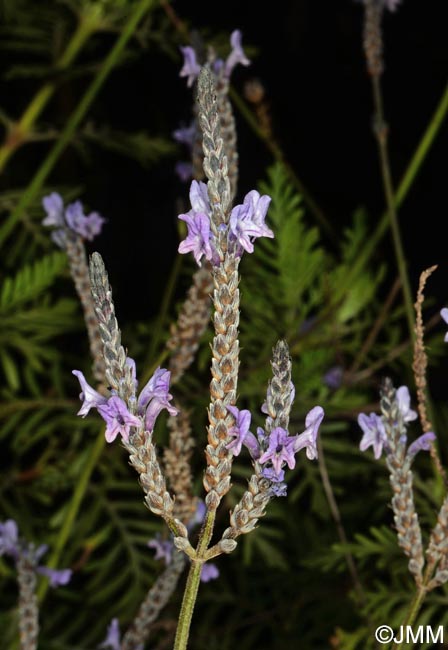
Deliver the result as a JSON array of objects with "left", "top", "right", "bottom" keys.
[
  {"left": 0, "top": 0, "right": 156, "bottom": 248},
  {"left": 36, "top": 430, "right": 106, "bottom": 603},
  {"left": 0, "top": 6, "right": 102, "bottom": 173},
  {"left": 391, "top": 564, "right": 433, "bottom": 650},
  {"left": 323, "top": 79, "right": 448, "bottom": 306},
  {"left": 173, "top": 511, "right": 216, "bottom": 650},
  {"left": 371, "top": 76, "right": 414, "bottom": 340}
]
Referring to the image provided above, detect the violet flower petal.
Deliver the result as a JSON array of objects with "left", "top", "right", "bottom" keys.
[
  {"left": 396, "top": 386, "right": 418, "bottom": 423},
  {"left": 358, "top": 412, "right": 387, "bottom": 459},
  {"left": 201, "top": 563, "right": 219, "bottom": 582},
  {"left": 407, "top": 432, "right": 436, "bottom": 461},
  {"left": 179, "top": 46, "right": 201, "bottom": 87},
  {"left": 97, "top": 396, "right": 141, "bottom": 443},
  {"left": 72, "top": 370, "right": 108, "bottom": 416},
  {"left": 42, "top": 192, "right": 65, "bottom": 227}
]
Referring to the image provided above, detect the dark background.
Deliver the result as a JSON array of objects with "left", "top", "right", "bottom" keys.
[
  {"left": 2, "top": 0, "right": 447, "bottom": 317},
  {"left": 89, "top": 0, "right": 448, "bottom": 321}
]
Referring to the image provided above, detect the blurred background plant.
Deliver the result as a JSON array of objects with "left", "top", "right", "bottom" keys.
[{"left": 1, "top": 1, "right": 448, "bottom": 648}]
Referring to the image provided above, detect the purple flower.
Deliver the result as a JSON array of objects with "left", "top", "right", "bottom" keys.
[
  {"left": 72, "top": 370, "right": 108, "bottom": 416},
  {"left": 406, "top": 432, "right": 436, "bottom": 461},
  {"left": 42, "top": 193, "right": 65, "bottom": 227},
  {"left": 259, "top": 427, "right": 298, "bottom": 475},
  {"left": 323, "top": 366, "right": 343, "bottom": 390},
  {"left": 0, "top": 519, "right": 19, "bottom": 558},
  {"left": 37, "top": 566, "right": 72, "bottom": 587},
  {"left": 441, "top": 308, "right": 448, "bottom": 342},
  {"left": 97, "top": 396, "right": 141, "bottom": 443},
  {"left": 261, "top": 466, "right": 285, "bottom": 483},
  {"left": 148, "top": 535, "right": 173, "bottom": 565},
  {"left": 1, "top": 520, "right": 72, "bottom": 588},
  {"left": 293, "top": 406, "right": 324, "bottom": 460},
  {"left": 178, "top": 211, "right": 213, "bottom": 265},
  {"left": 226, "top": 406, "right": 259, "bottom": 457},
  {"left": 224, "top": 30, "right": 250, "bottom": 78},
  {"left": 188, "top": 500, "right": 206, "bottom": 530},
  {"left": 65, "top": 201, "right": 105, "bottom": 241},
  {"left": 229, "top": 190, "right": 273, "bottom": 254},
  {"left": 396, "top": 386, "right": 417, "bottom": 423},
  {"left": 173, "top": 122, "right": 196, "bottom": 148},
  {"left": 175, "top": 161, "right": 194, "bottom": 182},
  {"left": 99, "top": 618, "right": 121, "bottom": 650},
  {"left": 358, "top": 412, "right": 387, "bottom": 459},
  {"left": 179, "top": 46, "right": 201, "bottom": 87},
  {"left": 201, "top": 563, "right": 219, "bottom": 582},
  {"left": 137, "top": 367, "right": 178, "bottom": 432}
]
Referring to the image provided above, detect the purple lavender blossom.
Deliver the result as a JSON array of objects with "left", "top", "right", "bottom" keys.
[
  {"left": 293, "top": 406, "right": 324, "bottom": 460},
  {"left": 441, "top": 308, "right": 448, "bottom": 342},
  {"left": 74, "top": 366, "right": 176, "bottom": 441},
  {"left": 42, "top": 193, "right": 105, "bottom": 245},
  {"left": 72, "top": 370, "right": 108, "bottom": 416},
  {"left": 173, "top": 122, "right": 196, "bottom": 148},
  {"left": 187, "top": 499, "right": 206, "bottom": 531},
  {"left": 1, "top": 519, "right": 72, "bottom": 588},
  {"left": 99, "top": 620, "right": 143, "bottom": 650},
  {"left": 229, "top": 190, "right": 273, "bottom": 254},
  {"left": 136, "top": 367, "right": 178, "bottom": 432},
  {"left": 175, "top": 161, "right": 194, "bottom": 182},
  {"left": 0, "top": 519, "right": 19, "bottom": 558},
  {"left": 42, "top": 192, "right": 65, "bottom": 227},
  {"left": 179, "top": 30, "right": 250, "bottom": 89},
  {"left": 99, "top": 618, "right": 121, "bottom": 650},
  {"left": 259, "top": 427, "right": 298, "bottom": 476},
  {"left": 148, "top": 535, "right": 173, "bottom": 565},
  {"left": 406, "top": 432, "right": 436, "bottom": 461},
  {"left": 177, "top": 181, "right": 273, "bottom": 266},
  {"left": 224, "top": 30, "right": 250, "bottom": 78},
  {"left": 358, "top": 412, "right": 387, "bottom": 459},
  {"left": 178, "top": 211, "right": 214, "bottom": 266},
  {"left": 97, "top": 396, "right": 141, "bottom": 443},
  {"left": 396, "top": 386, "right": 417, "bottom": 423},
  {"left": 36, "top": 566, "right": 72, "bottom": 587},
  {"left": 261, "top": 466, "right": 285, "bottom": 483},
  {"left": 201, "top": 563, "right": 219, "bottom": 582},
  {"left": 323, "top": 366, "right": 344, "bottom": 390},
  {"left": 179, "top": 46, "right": 201, "bottom": 87},
  {"left": 226, "top": 405, "right": 259, "bottom": 457}
]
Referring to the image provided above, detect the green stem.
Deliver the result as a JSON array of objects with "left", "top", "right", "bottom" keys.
[
  {"left": 340, "top": 80, "right": 448, "bottom": 302},
  {"left": 0, "top": 6, "right": 102, "bottom": 173},
  {"left": 390, "top": 586, "right": 428, "bottom": 650},
  {"left": 37, "top": 430, "right": 105, "bottom": 603},
  {"left": 0, "top": 0, "right": 156, "bottom": 248},
  {"left": 173, "top": 510, "right": 216, "bottom": 650},
  {"left": 371, "top": 75, "right": 415, "bottom": 340}
]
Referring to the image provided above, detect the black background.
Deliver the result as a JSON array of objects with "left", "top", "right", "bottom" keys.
[{"left": 92, "top": 0, "right": 448, "bottom": 320}]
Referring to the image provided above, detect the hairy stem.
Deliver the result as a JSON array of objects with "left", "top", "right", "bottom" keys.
[{"left": 173, "top": 511, "right": 216, "bottom": 650}]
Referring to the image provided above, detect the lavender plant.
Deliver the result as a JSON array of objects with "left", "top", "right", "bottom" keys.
[{"left": 2, "top": 4, "right": 448, "bottom": 649}]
